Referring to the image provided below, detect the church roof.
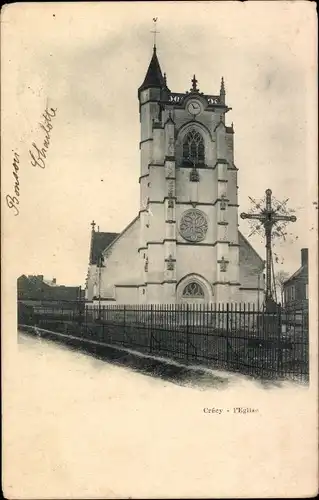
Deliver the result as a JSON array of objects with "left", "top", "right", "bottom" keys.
[
  {"left": 90, "top": 232, "right": 119, "bottom": 265},
  {"left": 238, "top": 230, "right": 264, "bottom": 266},
  {"left": 139, "top": 47, "right": 165, "bottom": 92}
]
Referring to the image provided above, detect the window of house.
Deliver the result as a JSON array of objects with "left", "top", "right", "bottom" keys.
[
  {"left": 182, "top": 129, "right": 205, "bottom": 166},
  {"left": 305, "top": 284, "right": 308, "bottom": 300}
]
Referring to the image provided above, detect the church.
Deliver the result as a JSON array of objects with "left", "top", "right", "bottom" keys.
[{"left": 85, "top": 45, "right": 265, "bottom": 305}]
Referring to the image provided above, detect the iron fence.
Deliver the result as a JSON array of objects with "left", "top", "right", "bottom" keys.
[{"left": 18, "top": 301, "right": 309, "bottom": 383}]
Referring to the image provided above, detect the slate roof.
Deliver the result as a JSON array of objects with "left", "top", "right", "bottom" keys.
[
  {"left": 283, "top": 249, "right": 308, "bottom": 285},
  {"left": 284, "top": 264, "right": 307, "bottom": 285},
  {"left": 139, "top": 47, "right": 165, "bottom": 92},
  {"left": 90, "top": 232, "right": 119, "bottom": 265},
  {"left": 17, "top": 275, "right": 82, "bottom": 301},
  {"left": 238, "top": 231, "right": 264, "bottom": 265}
]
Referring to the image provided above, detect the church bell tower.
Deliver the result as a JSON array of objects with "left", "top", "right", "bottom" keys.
[{"left": 138, "top": 45, "right": 240, "bottom": 304}]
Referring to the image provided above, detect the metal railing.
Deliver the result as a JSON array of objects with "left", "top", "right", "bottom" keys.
[{"left": 18, "top": 301, "right": 309, "bottom": 383}]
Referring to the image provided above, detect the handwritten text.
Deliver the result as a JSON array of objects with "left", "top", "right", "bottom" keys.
[
  {"left": 29, "top": 107, "right": 57, "bottom": 169},
  {"left": 6, "top": 151, "right": 20, "bottom": 216}
]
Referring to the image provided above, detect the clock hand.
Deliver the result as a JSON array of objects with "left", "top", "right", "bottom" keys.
[{"left": 191, "top": 103, "right": 199, "bottom": 113}]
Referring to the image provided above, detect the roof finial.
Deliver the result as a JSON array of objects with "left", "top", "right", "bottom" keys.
[
  {"left": 151, "top": 17, "right": 159, "bottom": 50},
  {"left": 91, "top": 220, "right": 96, "bottom": 232},
  {"left": 163, "top": 72, "right": 167, "bottom": 86},
  {"left": 220, "top": 76, "right": 225, "bottom": 95},
  {"left": 191, "top": 74, "right": 198, "bottom": 92}
]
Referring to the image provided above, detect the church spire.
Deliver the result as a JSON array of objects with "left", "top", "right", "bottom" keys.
[
  {"left": 220, "top": 76, "right": 225, "bottom": 94},
  {"left": 220, "top": 76, "right": 225, "bottom": 104},
  {"left": 138, "top": 19, "right": 166, "bottom": 95},
  {"left": 89, "top": 220, "right": 96, "bottom": 265},
  {"left": 190, "top": 74, "right": 199, "bottom": 93},
  {"left": 138, "top": 45, "right": 165, "bottom": 94}
]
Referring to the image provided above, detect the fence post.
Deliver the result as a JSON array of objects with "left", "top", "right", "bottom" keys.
[
  {"left": 101, "top": 306, "right": 104, "bottom": 343},
  {"left": 226, "top": 303, "right": 230, "bottom": 364},
  {"left": 150, "top": 304, "right": 153, "bottom": 354},
  {"left": 304, "top": 305, "right": 309, "bottom": 381},
  {"left": 186, "top": 303, "right": 189, "bottom": 361},
  {"left": 277, "top": 304, "right": 283, "bottom": 376}
]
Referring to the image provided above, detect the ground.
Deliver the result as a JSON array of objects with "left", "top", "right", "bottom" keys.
[{"left": 2, "top": 333, "right": 313, "bottom": 499}]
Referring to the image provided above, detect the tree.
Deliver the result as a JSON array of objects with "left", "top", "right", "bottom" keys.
[{"left": 275, "top": 270, "right": 290, "bottom": 306}]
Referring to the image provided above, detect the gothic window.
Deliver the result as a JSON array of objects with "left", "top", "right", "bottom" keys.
[
  {"left": 182, "top": 282, "right": 205, "bottom": 298},
  {"left": 182, "top": 129, "right": 205, "bottom": 167}
]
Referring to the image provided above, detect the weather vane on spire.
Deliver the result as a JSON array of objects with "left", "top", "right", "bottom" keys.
[{"left": 151, "top": 17, "right": 159, "bottom": 49}]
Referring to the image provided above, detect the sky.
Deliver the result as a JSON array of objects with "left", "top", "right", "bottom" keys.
[{"left": 2, "top": 1, "right": 317, "bottom": 286}]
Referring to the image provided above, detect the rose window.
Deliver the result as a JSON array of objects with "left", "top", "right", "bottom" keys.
[{"left": 179, "top": 209, "right": 208, "bottom": 242}]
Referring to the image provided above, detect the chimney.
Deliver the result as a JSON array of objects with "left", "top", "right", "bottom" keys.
[
  {"left": 52, "top": 278, "right": 56, "bottom": 284},
  {"left": 301, "top": 248, "right": 308, "bottom": 267}
]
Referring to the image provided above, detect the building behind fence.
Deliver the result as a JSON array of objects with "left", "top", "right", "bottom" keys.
[{"left": 18, "top": 301, "right": 309, "bottom": 383}]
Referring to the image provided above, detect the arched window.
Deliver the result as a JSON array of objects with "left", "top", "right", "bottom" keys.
[
  {"left": 182, "top": 129, "right": 205, "bottom": 167},
  {"left": 182, "top": 282, "right": 205, "bottom": 298}
]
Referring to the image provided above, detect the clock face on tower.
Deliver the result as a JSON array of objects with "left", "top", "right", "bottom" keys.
[{"left": 186, "top": 100, "right": 201, "bottom": 116}]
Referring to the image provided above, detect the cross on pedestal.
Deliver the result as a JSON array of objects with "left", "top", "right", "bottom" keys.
[{"left": 240, "top": 189, "right": 297, "bottom": 305}]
